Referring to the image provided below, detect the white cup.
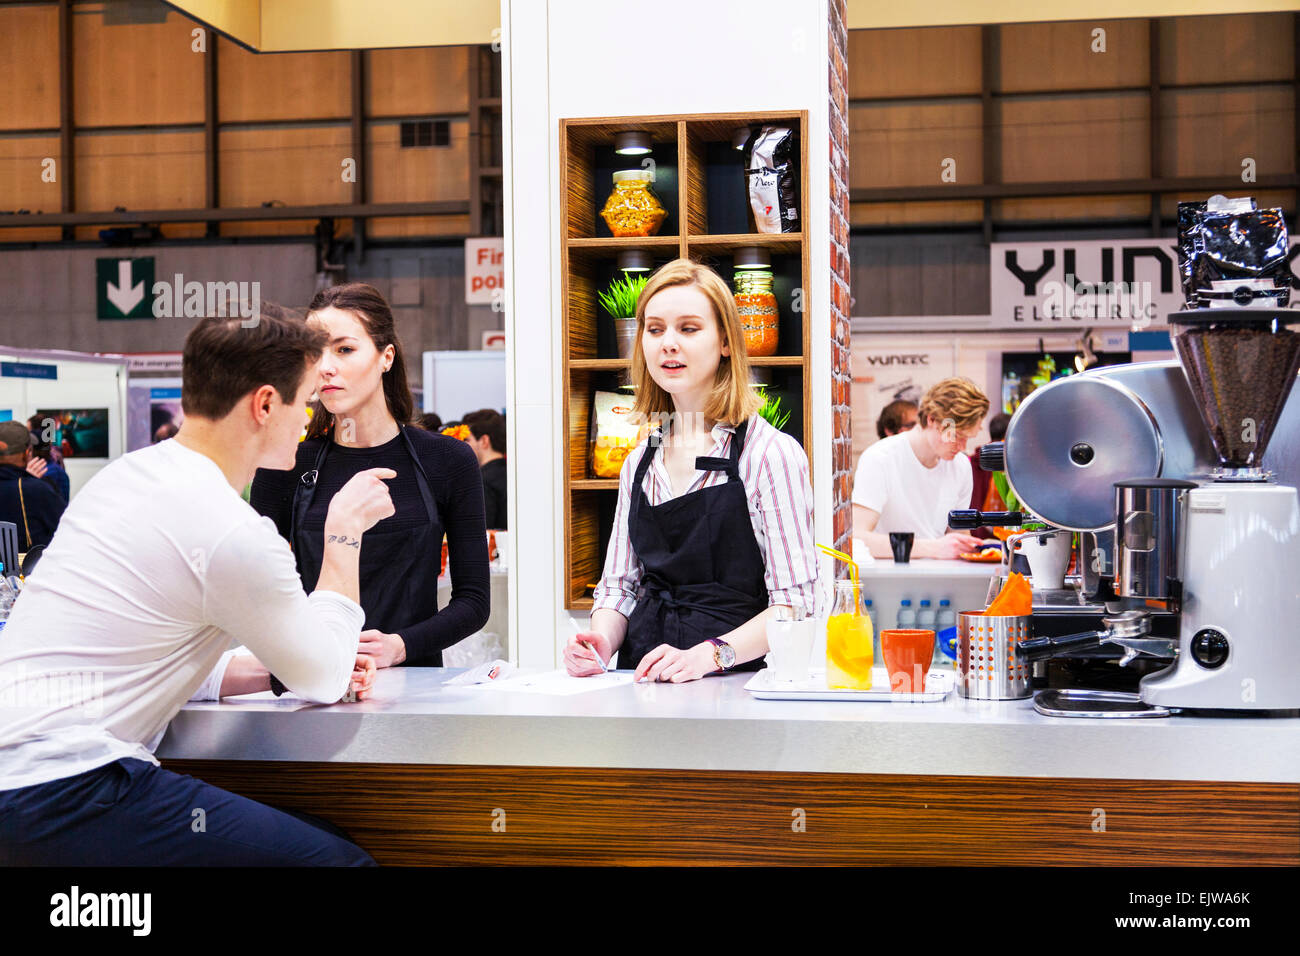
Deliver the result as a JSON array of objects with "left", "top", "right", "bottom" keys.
[
  {"left": 1013, "top": 530, "right": 1071, "bottom": 590},
  {"left": 766, "top": 613, "right": 816, "bottom": 683}
]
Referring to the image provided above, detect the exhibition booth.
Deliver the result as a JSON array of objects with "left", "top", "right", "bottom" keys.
[{"left": 0, "top": 0, "right": 1295, "bottom": 877}]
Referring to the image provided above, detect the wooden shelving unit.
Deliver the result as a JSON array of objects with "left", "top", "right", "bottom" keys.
[{"left": 560, "top": 111, "right": 811, "bottom": 609}]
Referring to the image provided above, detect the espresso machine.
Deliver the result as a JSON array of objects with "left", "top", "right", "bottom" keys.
[{"left": 951, "top": 308, "right": 1300, "bottom": 716}]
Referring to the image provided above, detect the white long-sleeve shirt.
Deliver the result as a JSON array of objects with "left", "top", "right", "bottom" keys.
[{"left": 0, "top": 438, "right": 362, "bottom": 791}]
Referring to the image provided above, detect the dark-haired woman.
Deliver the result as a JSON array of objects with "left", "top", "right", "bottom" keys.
[{"left": 249, "top": 283, "right": 489, "bottom": 668}]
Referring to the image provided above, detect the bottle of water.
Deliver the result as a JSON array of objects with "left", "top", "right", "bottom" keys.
[
  {"left": 916, "top": 599, "right": 936, "bottom": 630},
  {"left": 935, "top": 598, "right": 958, "bottom": 667},
  {"left": 897, "top": 599, "right": 916, "bottom": 628},
  {"left": 936, "top": 599, "right": 956, "bottom": 631},
  {"left": 865, "top": 598, "right": 879, "bottom": 664}
]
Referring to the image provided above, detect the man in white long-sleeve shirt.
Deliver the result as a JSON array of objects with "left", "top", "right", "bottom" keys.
[{"left": 0, "top": 308, "right": 395, "bottom": 866}]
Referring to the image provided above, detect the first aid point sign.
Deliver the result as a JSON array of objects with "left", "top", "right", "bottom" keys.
[
  {"left": 97, "top": 257, "right": 156, "bottom": 320},
  {"left": 465, "top": 239, "right": 504, "bottom": 305}
]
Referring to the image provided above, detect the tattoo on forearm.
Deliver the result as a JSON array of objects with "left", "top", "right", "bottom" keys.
[{"left": 327, "top": 534, "right": 361, "bottom": 549}]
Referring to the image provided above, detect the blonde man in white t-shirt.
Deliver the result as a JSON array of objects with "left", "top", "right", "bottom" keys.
[{"left": 853, "top": 378, "right": 990, "bottom": 560}]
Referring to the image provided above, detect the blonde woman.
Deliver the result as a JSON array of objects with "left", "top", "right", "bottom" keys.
[
  {"left": 852, "top": 377, "right": 990, "bottom": 559},
  {"left": 565, "top": 259, "right": 816, "bottom": 683}
]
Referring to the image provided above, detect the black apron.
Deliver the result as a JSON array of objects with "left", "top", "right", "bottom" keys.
[
  {"left": 290, "top": 426, "right": 442, "bottom": 640},
  {"left": 620, "top": 419, "right": 769, "bottom": 672}
]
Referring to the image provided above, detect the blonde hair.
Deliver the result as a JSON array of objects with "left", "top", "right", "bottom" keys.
[
  {"left": 918, "top": 377, "right": 990, "bottom": 431},
  {"left": 629, "top": 259, "right": 762, "bottom": 426}
]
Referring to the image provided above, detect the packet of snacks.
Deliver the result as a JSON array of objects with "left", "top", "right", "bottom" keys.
[
  {"left": 743, "top": 126, "right": 800, "bottom": 234},
  {"left": 591, "top": 391, "right": 645, "bottom": 478}
]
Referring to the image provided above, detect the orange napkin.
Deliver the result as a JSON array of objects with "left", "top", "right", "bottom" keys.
[{"left": 984, "top": 571, "right": 1032, "bottom": 617}]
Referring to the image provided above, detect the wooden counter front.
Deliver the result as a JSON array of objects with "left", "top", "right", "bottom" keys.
[{"left": 162, "top": 759, "right": 1300, "bottom": 866}]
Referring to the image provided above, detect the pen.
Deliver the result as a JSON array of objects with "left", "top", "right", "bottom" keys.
[{"left": 580, "top": 640, "right": 608, "bottom": 674}]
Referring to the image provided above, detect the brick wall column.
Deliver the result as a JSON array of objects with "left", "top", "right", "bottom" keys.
[{"left": 828, "top": 0, "right": 853, "bottom": 565}]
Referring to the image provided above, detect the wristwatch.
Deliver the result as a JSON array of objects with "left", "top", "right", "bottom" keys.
[{"left": 707, "top": 638, "right": 736, "bottom": 673}]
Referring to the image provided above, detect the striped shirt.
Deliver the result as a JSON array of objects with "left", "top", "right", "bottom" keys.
[{"left": 592, "top": 414, "right": 817, "bottom": 618}]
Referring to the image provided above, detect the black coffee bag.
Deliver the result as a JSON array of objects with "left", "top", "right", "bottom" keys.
[{"left": 1177, "top": 197, "right": 1290, "bottom": 308}]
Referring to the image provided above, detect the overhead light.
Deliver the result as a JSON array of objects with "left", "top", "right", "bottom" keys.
[
  {"left": 748, "top": 367, "right": 772, "bottom": 387},
  {"left": 734, "top": 246, "right": 770, "bottom": 270},
  {"left": 732, "top": 126, "right": 754, "bottom": 151},
  {"left": 614, "top": 130, "right": 652, "bottom": 155},
  {"left": 618, "top": 249, "right": 653, "bottom": 272}
]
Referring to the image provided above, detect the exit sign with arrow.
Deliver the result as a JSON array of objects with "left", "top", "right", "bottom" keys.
[{"left": 96, "top": 257, "right": 155, "bottom": 320}]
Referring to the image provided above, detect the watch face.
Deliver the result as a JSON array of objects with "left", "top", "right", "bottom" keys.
[{"left": 715, "top": 640, "right": 736, "bottom": 669}]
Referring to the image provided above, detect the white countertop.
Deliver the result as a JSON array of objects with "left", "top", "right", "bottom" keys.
[
  {"left": 156, "top": 666, "right": 1300, "bottom": 784},
  {"left": 858, "top": 558, "right": 1000, "bottom": 578}
]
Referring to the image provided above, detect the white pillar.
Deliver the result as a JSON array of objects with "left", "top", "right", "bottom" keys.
[{"left": 502, "top": 0, "right": 835, "bottom": 667}]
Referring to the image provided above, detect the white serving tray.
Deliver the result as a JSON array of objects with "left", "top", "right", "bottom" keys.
[{"left": 744, "top": 667, "right": 954, "bottom": 703}]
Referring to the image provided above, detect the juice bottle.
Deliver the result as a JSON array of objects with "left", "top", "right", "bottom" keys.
[{"left": 826, "top": 580, "right": 873, "bottom": 689}]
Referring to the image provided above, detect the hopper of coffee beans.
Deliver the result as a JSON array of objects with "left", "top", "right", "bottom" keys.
[{"left": 1167, "top": 307, "right": 1300, "bottom": 474}]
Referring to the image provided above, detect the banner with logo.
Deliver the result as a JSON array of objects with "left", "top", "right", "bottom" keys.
[
  {"left": 850, "top": 345, "right": 953, "bottom": 458},
  {"left": 989, "top": 238, "right": 1185, "bottom": 330},
  {"left": 990, "top": 236, "right": 1300, "bottom": 330}
]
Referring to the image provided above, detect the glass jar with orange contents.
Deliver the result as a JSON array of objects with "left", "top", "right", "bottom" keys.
[
  {"left": 826, "top": 580, "right": 873, "bottom": 689},
  {"left": 733, "top": 267, "right": 779, "bottom": 357},
  {"left": 600, "top": 170, "right": 667, "bottom": 237}
]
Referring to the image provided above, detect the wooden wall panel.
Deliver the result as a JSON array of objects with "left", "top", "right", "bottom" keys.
[
  {"left": 73, "top": 4, "right": 204, "bottom": 127},
  {"left": 73, "top": 130, "right": 205, "bottom": 239},
  {"left": 850, "top": 199, "right": 983, "bottom": 227},
  {"left": 995, "top": 195, "right": 1152, "bottom": 222},
  {"left": 0, "top": 224, "right": 63, "bottom": 243},
  {"left": 1159, "top": 13, "right": 1294, "bottom": 86},
  {"left": 849, "top": 235, "right": 990, "bottom": 317},
  {"left": 848, "top": 26, "right": 981, "bottom": 98},
  {"left": 0, "top": 133, "right": 62, "bottom": 242},
  {"left": 998, "top": 20, "right": 1149, "bottom": 93},
  {"left": 0, "top": 4, "right": 60, "bottom": 131},
  {"left": 366, "top": 46, "right": 469, "bottom": 118},
  {"left": 216, "top": 37, "right": 350, "bottom": 123},
  {"left": 1001, "top": 93, "right": 1150, "bottom": 182},
  {"left": 218, "top": 125, "right": 352, "bottom": 237},
  {"left": 74, "top": 129, "right": 203, "bottom": 209},
  {"left": 0, "top": 134, "right": 60, "bottom": 207},
  {"left": 368, "top": 215, "right": 472, "bottom": 238},
  {"left": 1160, "top": 87, "right": 1294, "bottom": 178},
  {"left": 366, "top": 119, "right": 470, "bottom": 203},
  {"left": 850, "top": 102, "right": 983, "bottom": 189}
]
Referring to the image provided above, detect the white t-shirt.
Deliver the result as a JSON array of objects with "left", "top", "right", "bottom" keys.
[
  {"left": 851, "top": 432, "right": 973, "bottom": 541},
  {"left": 0, "top": 439, "right": 363, "bottom": 791}
]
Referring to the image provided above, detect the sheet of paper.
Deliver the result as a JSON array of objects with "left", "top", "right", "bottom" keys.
[{"left": 474, "top": 668, "right": 636, "bottom": 695}]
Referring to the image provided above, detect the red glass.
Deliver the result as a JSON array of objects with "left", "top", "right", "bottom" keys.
[{"left": 881, "top": 629, "right": 936, "bottom": 693}]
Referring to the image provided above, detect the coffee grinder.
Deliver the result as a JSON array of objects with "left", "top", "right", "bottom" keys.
[{"left": 1136, "top": 307, "right": 1300, "bottom": 710}]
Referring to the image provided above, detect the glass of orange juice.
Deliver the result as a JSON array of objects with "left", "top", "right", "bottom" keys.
[{"left": 826, "top": 580, "right": 873, "bottom": 689}]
